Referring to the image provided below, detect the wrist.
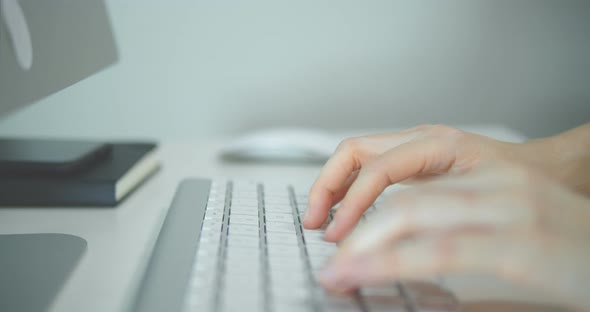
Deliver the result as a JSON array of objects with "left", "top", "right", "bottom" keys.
[
  {"left": 515, "top": 136, "right": 562, "bottom": 178},
  {"left": 519, "top": 132, "right": 590, "bottom": 193}
]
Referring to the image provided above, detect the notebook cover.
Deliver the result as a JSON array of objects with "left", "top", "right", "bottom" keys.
[{"left": 0, "top": 142, "right": 159, "bottom": 207}]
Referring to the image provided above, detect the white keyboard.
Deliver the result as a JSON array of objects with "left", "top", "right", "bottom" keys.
[{"left": 178, "top": 180, "right": 460, "bottom": 312}]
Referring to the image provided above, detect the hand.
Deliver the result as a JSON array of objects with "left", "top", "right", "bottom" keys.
[
  {"left": 304, "top": 125, "right": 523, "bottom": 241},
  {"left": 317, "top": 163, "right": 590, "bottom": 311}
]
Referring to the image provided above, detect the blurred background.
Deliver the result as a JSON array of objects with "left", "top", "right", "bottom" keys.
[{"left": 0, "top": 0, "right": 588, "bottom": 139}]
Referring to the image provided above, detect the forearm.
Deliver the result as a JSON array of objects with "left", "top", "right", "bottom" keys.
[{"left": 519, "top": 123, "right": 590, "bottom": 194}]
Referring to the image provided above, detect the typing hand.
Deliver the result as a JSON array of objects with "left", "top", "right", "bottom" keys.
[
  {"left": 304, "top": 125, "right": 521, "bottom": 241},
  {"left": 317, "top": 163, "right": 590, "bottom": 311}
]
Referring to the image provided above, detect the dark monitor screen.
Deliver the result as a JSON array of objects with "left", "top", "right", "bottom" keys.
[{"left": 0, "top": 0, "right": 118, "bottom": 119}]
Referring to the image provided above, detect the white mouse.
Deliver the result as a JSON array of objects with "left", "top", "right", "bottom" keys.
[{"left": 220, "top": 127, "right": 342, "bottom": 163}]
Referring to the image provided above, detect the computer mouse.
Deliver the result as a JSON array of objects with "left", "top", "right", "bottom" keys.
[{"left": 219, "top": 127, "right": 341, "bottom": 163}]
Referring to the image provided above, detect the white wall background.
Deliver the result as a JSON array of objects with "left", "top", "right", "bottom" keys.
[{"left": 0, "top": 0, "right": 589, "bottom": 140}]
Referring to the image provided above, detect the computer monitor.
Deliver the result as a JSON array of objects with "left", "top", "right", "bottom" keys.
[
  {"left": 0, "top": 0, "right": 118, "bottom": 118},
  {"left": 0, "top": 2, "right": 117, "bottom": 310},
  {"left": 0, "top": 0, "right": 118, "bottom": 171}
]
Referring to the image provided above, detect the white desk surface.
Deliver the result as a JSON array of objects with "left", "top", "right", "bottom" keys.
[{"left": 0, "top": 126, "right": 570, "bottom": 312}]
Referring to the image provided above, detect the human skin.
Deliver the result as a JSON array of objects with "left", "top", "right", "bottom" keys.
[
  {"left": 317, "top": 163, "right": 590, "bottom": 311},
  {"left": 304, "top": 123, "right": 590, "bottom": 241},
  {"left": 302, "top": 123, "right": 590, "bottom": 311}
]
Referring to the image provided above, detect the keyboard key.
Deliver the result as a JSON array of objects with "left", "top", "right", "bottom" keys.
[
  {"left": 264, "top": 204, "right": 293, "bottom": 213},
  {"left": 272, "top": 303, "right": 315, "bottom": 312},
  {"left": 230, "top": 208, "right": 258, "bottom": 216},
  {"left": 307, "top": 246, "right": 337, "bottom": 258},
  {"left": 361, "top": 287, "right": 407, "bottom": 312},
  {"left": 184, "top": 293, "right": 213, "bottom": 312},
  {"left": 229, "top": 214, "right": 259, "bottom": 225},
  {"left": 264, "top": 197, "right": 292, "bottom": 206},
  {"left": 266, "top": 231, "right": 297, "bottom": 240},
  {"left": 225, "top": 261, "right": 261, "bottom": 277},
  {"left": 270, "top": 272, "right": 307, "bottom": 287},
  {"left": 226, "top": 249, "right": 259, "bottom": 265},
  {"left": 227, "top": 224, "right": 258, "bottom": 236},
  {"left": 272, "top": 285, "right": 310, "bottom": 301},
  {"left": 195, "top": 246, "right": 219, "bottom": 261},
  {"left": 224, "top": 274, "right": 261, "bottom": 289},
  {"left": 403, "top": 280, "right": 453, "bottom": 299},
  {"left": 269, "top": 260, "right": 306, "bottom": 274},
  {"left": 320, "top": 292, "right": 360, "bottom": 312},
  {"left": 267, "top": 235, "right": 298, "bottom": 246},
  {"left": 414, "top": 296, "right": 460, "bottom": 312},
  {"left": 221, "top": 297, "right": 261, "bottom": 312},
  {"left": 267, "top": 245, "right": 301, "bottom": 258},
  {"left": 265, "top": 212, "right": 294, "bottom": 223},
  {"left": 227, "top": 237, "right": 259, "bottom": 249},
  {"left": 266, "top": 221, "right": 296, "bottom": 233},
  {"left": 201, "top": 221, "right": 223, "bottom": 232},
  {"left": 192, "top": 275, "right": 218, "bottom": 290}
]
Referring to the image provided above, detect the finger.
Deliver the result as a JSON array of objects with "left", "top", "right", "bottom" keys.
[
  {"left": 331, "top": 234, "right": 590, "bottom": 311},
  {"left": 340, "top": 187, "right": 533, "bottom": 255},
  {"left": 305, "top": 132, "right": 419, "bottom": 229},
  {"left": 319, "top": 233, "right": 526, "bottom": 290},
  {"left": 325, "top": 139, "right": 455, "bottom": 241},
  {"left": 331, "top": 170, "right": 359, "bottom": 207},
  {"left": 398, "top": 173, "right": 444, "bottom": 185},
  {"left": 303, "top": 171, "right": 358, "bottom": 228},
  {"left": 324, "top": 152, "right": 526, "bottom": 241},
  {"left": 305, "top": 145, "right": 363, "bottom": 229}
]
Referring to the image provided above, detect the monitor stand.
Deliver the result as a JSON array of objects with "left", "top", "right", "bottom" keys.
[{"left": 0, "top": 233, "right": 87, "bottom": 312}]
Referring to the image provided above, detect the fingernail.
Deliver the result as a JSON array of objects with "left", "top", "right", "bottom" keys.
[{"left": 303, "top": 207, "right": 310, "bottom": 222}]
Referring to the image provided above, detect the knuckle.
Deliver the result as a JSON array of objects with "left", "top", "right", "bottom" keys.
[
  {"left": 334, "top": 137, "right": 374, "bottom": 169},
  {"left": 429, "top": 124, "right": 459, "bottom": 135},
  {"left": 336, "top": 137, "right": 363, "bottom": 153},
  {"left": 441, "top": 127, "right": 467, "bottom": 141},
  {"left": 421, "top": 124, "right": 467, "bottom": 142}
]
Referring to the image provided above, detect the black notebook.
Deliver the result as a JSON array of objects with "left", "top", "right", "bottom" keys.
[{"left": 0, "top": 142, "right": 160, "bottom": 206}]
